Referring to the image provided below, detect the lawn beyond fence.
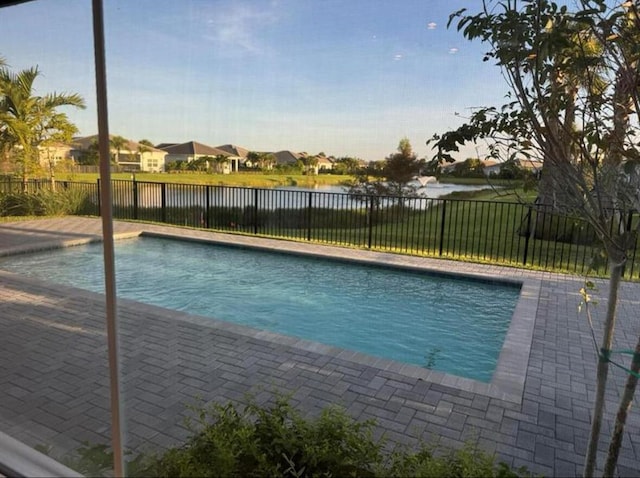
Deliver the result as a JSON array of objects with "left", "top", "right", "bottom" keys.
[{"left": 2, "top": 178, "right": 638, "bottom": 279}]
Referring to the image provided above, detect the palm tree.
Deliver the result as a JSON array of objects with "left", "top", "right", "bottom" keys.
[
  {"left": 0, "top": 64, "right": 85, "bottom": 187},
  {"left": 211, "top": 154, "right": 229, "bottom": 173},
  {"left": 136, "top": 139, "right": 155, "bottom": 170},
  {"left": 260, "top": 153, "right": 277, "bottom": 170},
  {"left": 109, "top": 135, "right": 128, "bottom": 165},
  {"left": 301, "top": 154, "right": 319, "bottom": 175}
]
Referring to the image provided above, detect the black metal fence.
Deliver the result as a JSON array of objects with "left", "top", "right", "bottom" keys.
[{"left": 1, "top": 178, "right": 638, "bottom": 279}]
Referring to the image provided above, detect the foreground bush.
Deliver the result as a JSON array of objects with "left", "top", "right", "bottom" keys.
[{"left": 116, "top": 397, "right": 529, "bottom": 478}]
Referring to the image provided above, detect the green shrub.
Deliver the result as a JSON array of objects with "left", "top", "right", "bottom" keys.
[
  {"left": 0, "top": 189, "right": 96, "bottom": 216},
  {"left": 131, "top": 397, "right": 531, "bottom": 478},
  {"left": 144, "top": 397, "right": 382, "bottom": 477},
  {"left": 50, "top": 397, "right": 532, "bottom": 477}
]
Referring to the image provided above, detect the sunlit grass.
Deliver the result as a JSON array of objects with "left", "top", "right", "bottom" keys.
[{"left": 58, "top": 172, "right": 352, "bottom": 188}]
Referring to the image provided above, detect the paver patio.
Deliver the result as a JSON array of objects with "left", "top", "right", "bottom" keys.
[{"left": 0, "top": 217, "right": 639, "bottom": 476}]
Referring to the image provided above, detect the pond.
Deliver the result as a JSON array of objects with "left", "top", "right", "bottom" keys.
[{"left": 280, "top": 180, "right": 495, "bottom": 199}]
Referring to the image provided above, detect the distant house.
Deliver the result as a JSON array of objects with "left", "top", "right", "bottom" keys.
[
  {"left": 481, "top": 159, "right": 502, "bottom": 176},
  {"left": 215, "top": 144, "right": 250, "bottom": 169},
  {"left": 215, "top": 144, "right": 249, "bottom": 159},
  {"left": 517, "top": 158, "right": 543, "bottom": 174},
  {"left": 484, "top": 158, "right": 543, "bottom": 177},
  {"left": 316, "top": 156, "right": 334, "bottom": 172},
  {"left": 155, "top": 142, "right": 178, "bottom": 150},
  {"left": 272, "top": 150, "right": 304, "bottom": 166},
  {"left": 158, "top": 141, "right": 238, "bottom": 173},
  {"left": 440, "top": 158, "right": 499, "bottom": 176},
  {"left": 38, "top": 142, "right": 74, "bottom": 167},
  {"left": 71, "top": 135, "right": 167, "bottom": 172}
]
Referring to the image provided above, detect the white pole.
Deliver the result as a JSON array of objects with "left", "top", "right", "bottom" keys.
[{"left": 91, "top": 0, "right": 125, "bottom": 476}]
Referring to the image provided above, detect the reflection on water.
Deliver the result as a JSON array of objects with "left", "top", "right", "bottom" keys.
[
  {"left": 110, "top": 180, "right": 495, "bottom": 211},
  {"left": 282, "top": 181, "right": 494, "bottom": 199}
]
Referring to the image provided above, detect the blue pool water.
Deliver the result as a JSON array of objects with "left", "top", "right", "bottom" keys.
[{"left": 0, "top": 237, "right": 520, "bottom": 382}]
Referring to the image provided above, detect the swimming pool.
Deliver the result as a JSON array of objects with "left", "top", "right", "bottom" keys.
[{"left": 0, "top": 236, "right": 521, "bottom": 382}]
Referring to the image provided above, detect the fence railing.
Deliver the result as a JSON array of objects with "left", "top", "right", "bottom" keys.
[{"left": 1, "top": 178, "right": 638, "bottom": 279}]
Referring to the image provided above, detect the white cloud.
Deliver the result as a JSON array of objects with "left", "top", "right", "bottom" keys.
[
  {"left": 201, "top": 2, "right": 280, "bottom": 54},
  {"left": 393, "top": 54, "right": 403, "bottom": 61}
]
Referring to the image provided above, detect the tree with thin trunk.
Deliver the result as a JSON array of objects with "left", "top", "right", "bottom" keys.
[
  {"left": 136, "top": 139, "right": 155, "bottom": 170},
  {"left": 301, "top": 154, "right": 319, "bottom": 175},
  {"left": 259, "top": 153, "right": 277, "bottom": 170},
  {"left": 429, "top": 2, "right": 640, "bottom": 476},
  {"left": 348, "top": 138, "right": 425, "bottom": 206}
]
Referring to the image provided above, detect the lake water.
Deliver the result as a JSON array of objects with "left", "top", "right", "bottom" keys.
[
  {"left": 280, "top": 181, "right": 494, "bottom": 199},
  {"left": 113, "top": 180, "right": 495, "bottom": 211}
]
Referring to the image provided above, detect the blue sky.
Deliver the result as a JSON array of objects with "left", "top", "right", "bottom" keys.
[{"left": 1, "top": 0, "right": 507, "bottom": 162}]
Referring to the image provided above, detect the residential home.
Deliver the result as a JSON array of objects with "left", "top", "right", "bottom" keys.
[
  {"left": 214, "top": 144, "right": 249, "bottom": 170},
  {"left": 158, "top": 141, "right": 237, "bottom": 173},
  {"left": 72, "top": 135, "right": 167, "bottom": 172},
  {"left": 517, "top": 158, "right": 543, "bottom": 174},
  {"left": 38, "top": 142, "right": 74, "bottom": 167},
  {"left": 484, "top": 158, "right": 543, "bottom": 177},
  {"left": 481, "top": 159, "right": 502, "bottom": 176},
  {"left": 440, "top": 158, "right": 499, "bottom": 176},
  {"left": 272, "top": 150, "right": 304, "bottom": 166},
  {"left": 155, "top": 142, "right": 178, "bottom": 150},
  {"left": 317, "top": 156, "right": 334, "bottom": 172}
]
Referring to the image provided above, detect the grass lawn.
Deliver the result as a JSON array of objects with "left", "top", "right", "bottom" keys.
[
  {"left": 439, "top": 187, "right": 538, "bottom": 203},
  {"left": 60, "top": 172, "right": 352, "bottom": 188},
  {"left": 437, "top": 177, "right": 525, "bottom": 186},
  {"left": 259, "top": 201, "right": 614, "bottom": 276}
]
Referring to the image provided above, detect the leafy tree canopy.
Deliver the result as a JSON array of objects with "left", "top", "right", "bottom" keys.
[
  {"left": 428, "top": 3, "right": 640, "bottom": 476},
  {"left": 0, "top": 59, "right": 85, "bottom": 181}
]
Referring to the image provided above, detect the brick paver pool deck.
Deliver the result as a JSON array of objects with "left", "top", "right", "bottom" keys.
[{"left": 1, "top": 217, "right": 639, "bottom": 476}]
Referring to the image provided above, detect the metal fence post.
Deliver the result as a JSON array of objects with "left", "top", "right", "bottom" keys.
[
  {"left": 523, "top": 205, "right": 533, "bottom": 265},
  {"left": 132, "top": 178, "right": 138, "bottom": 220},
  {"left": 307, "top": 191, "right": 313, "bottom": 241},
  {"left": 161, "top": 182, "right": 166, "bottom": 223},
  {"left": 205, "top": 185, "right": 210, "bottom": 228},
  {"left": 96, "top": 178, "right": 101, "bottom": 216},
  {"left": 253, "top": 188, "right": 259, "bottom": 235},
  {"left": 367, "top": 196, "right": 373, "bottom": 249},
  {"left": 438, "top": 200, "right": 447, "bottom": 256}
]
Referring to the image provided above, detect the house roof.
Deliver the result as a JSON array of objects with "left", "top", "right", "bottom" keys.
[
  {"left": 441, "top": 158, "right": 499, "bottom": 171},
  {"left": 72, "top": 135, "right": 165, "bottom": 153},
  {"left": 517, "top": 158, "right": 543, "bottom": 170},
  {"left": 155, "top": 142, "right": 178, "bottom": 150},
  {"left": 215, "top": 144, "right": 250, "bottom": 158},
  {"left": 158, "top": 141, "right": 231, "bottom": 157},
  {"left": 272, "top": 150, "right": 303, "bottom": 165}
]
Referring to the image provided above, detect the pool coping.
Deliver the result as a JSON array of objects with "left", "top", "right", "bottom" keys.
[{"left": 1, "top": 228, "right": 540, "bottom": 404}]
